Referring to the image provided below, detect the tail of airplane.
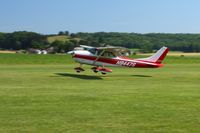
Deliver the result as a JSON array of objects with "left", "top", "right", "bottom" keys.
[{"left": 139, "top": 46, "right": 169, "bottom": 64}]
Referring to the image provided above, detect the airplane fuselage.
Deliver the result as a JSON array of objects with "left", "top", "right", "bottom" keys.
[
  {"left": 68, "top": 46, "right": 168, "bottom": 74},
  {"left": 73, "top": 51, "right": 163, "bottom": 68}
]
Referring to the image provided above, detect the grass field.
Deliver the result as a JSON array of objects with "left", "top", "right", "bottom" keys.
[{"left": 0, "top": 54, "right": 200, "bottom": 133}]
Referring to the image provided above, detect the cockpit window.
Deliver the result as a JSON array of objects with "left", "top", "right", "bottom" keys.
[
  {"left": 88, "top": 48, "right": 97, "bottom": 54},
  {"left": 101, "top": 51, "right": 116, "bottom": 58},
  {"left": 95, "top": 49, "right": 116, "bottom": 58}
]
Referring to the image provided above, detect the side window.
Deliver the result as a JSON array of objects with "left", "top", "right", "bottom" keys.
[
  {"left": 102, "top": 51, "right": 115, "bottom": 58},
  {"left": 97, "top": 50, "right": 104, "bottom": 56},
  {"left": 95, "top": 50, "right": 116, "bottom": 58},
  {"left": 108, "top": 52, "right": 115, "bottom": 58},
  {"left": 102, "top": 51, "right": 108, "bottom": 57}
]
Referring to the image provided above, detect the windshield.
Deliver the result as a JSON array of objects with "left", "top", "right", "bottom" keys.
[
  {"left": 95, "top": 50, "right": 116, "bottom": 58},
  {"left": 88, "top": 48, "right": 97, "bottom": 55}
]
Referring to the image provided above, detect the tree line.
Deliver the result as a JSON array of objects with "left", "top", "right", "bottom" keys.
[
  {"left": 74, "top": 32, "right": 200, "bottom": 52},
  {"left": 1, "top": 31, "right": 200, "bottom": 53}
]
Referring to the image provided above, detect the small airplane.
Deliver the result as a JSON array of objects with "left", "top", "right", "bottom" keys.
[{"left": 68, "top": 45, "right": 169, "bottom": 75}]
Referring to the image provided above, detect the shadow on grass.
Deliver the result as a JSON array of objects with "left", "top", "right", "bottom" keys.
[
  {"left": 131, "top": 74, "right": 152, "bottom": 77},
  {"left": 55, "top": 73, "right": 103, "bottom": 80}
]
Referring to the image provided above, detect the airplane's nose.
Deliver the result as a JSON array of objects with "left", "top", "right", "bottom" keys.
[{"left": 67, "top": 51, "right": 75, "bottom": 55}]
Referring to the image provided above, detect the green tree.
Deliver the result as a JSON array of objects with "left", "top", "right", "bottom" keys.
[
  {"left": 65, "top": 31, "right": 69, "bottom": 36},
  {"left": 58, "top": 31, "right": 64, "bottom": 35}
]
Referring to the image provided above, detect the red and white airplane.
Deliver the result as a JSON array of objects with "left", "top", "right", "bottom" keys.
[{"left": 68, "top": 45, "right": 169, "bottom": 74}]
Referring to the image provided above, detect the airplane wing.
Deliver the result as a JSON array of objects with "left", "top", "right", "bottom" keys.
[
  {"left": 79, "top": 45, "right": 130, "bottom": 54},
  {"left": 78, "top": 45, "right": 132, "bottom": 56},
  {"left": 79, "top": 45, "right": 94, "bottom": 49},
  {"left": 97, "top": 46, "right": 132, "bottom": 56}
]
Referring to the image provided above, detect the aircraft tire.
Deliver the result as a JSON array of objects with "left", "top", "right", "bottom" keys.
[{"left": 93, "top": 70, "right": 98, "bottom": 73}]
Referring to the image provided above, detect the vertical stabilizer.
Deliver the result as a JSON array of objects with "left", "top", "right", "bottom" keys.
[{"left": 139, "top": 47, "right": 169, "bottom": 63}]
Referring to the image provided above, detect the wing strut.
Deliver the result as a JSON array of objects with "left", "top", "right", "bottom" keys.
[{"left": 93, "top": 50, "right": 105, "bottom": 66}]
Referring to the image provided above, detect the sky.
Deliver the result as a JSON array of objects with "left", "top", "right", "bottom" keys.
[{"left": 0, "top": 0, "right": 200, "bottom": 34}]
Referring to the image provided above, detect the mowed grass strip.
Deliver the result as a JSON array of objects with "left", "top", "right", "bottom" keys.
[
  {"left": 0, "top": 54, "right": 74, "bottom": 65},
  {"left": 1, "top": 53, "right": 200, "bottom": 65},
  {"left": 0, "top": 54, "right": 200, "bottom": 132}
]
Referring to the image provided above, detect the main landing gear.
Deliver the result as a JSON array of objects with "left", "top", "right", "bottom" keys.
[
  {"left": 74, "top": 65, "right": 112, "bottom": 75},
  {"left": 91, "top": 66, "right": 112, "bottom": 75}
]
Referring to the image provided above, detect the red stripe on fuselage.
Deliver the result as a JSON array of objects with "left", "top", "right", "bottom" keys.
[
  {"left": 119, "top": 57, "right": 162, "bottom": 67},
  {"left": 73, "top": 54, "right": 162, "bottom": 68},
  {"left": 74, "top": 54, "right": 118, "bottom": 64}
]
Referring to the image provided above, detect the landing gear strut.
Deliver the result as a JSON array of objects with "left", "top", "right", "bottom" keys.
[{"left": 74, "top": 64, "right": 85, "bottom": 73}]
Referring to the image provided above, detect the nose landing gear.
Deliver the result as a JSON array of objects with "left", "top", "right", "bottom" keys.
[
  {"left": 74, "top": 67, "right": 85, "bottom": 73},
  {"left": 74, "top": 64, "right": 85, "bottom": 73}
]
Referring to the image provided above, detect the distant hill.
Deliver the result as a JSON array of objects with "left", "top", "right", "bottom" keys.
[
  {"left": 1, "top": 31, "right": 200, "bottom": 52},
  {"left": 47, "top": 35, "right": 81, "bottom": 43},
  {"left": 47, "top": 35, "right": 70, "bottom": 43}
]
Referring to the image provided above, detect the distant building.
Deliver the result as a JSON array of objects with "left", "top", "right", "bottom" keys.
[
  {"left": 28, "top": 48, "right": 41, "bottom": 54},
  {"left": 28, "top": 47, "right": 56, "bottom": 54},
  {"left": 46, "top": 47, "right": 56, "bottom": 54},
  {"left": 41, "top": 50, "right": 47, "bottom": 54},
  {"left": 35, "top": 49, "right": 42, "bottom": 54}
]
